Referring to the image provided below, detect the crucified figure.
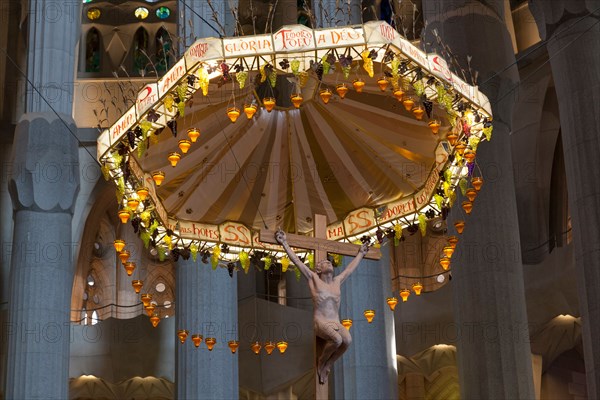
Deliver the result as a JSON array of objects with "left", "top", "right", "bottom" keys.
[{"left": 275, "top": 229, "right": 370, "bottom": 385}]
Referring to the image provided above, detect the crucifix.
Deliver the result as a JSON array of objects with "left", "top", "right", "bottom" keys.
[{"left": 260, "top": 214, "right": 381, "bottom": 399}]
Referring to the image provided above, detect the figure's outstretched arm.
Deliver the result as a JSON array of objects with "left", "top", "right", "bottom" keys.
[
  {"left": 336, "top": 242, "right": 369, "bottom": 283},
  {"left": 275, "top": 230, "right": 314, "bottom": 280}
]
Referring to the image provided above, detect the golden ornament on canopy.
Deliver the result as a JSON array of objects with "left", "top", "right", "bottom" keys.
[
  {"left": 168, "top": 152, "right": 181, "bottom": 167},
  {"left": 177, "top": 329, "right": 189, "bottom": 344},
  {"left": 352, "top": 79, "right": 365, "bottom": 93},
  {"left": 454, "top": 220, "right": 465, "bottom": 234},
  {"left": 113, "top": 239, "right": 126, "bottom": 253},
  {"left": 227, "top": 107, "right": 241, "bottom": 123},
  {"left": 428, "top": 120, "right": 441, "bottom": 134},
  {"left": 336, "top": 83, "right": 348, "bottom": 99},
  {"left": 412, "top": 105, "right": 425, "bottom": 120},
  {"left": 402, "top": 96, "right": 415, "bottom": 111},
  {"left": 290, "top": 93, "right": 303, "bottom": 108},
  {"left": 386, "top": 297, "right": 398, "bottom": 311},
  {"left": 132, "top": 280, "right": 143, "bottom": 294},
  {"left": 251, "top": 341, "right": 262, "bottom": 354},
  {"left": 228, "top": 340, "right": 239, "bottom": 353},
  {"left": 124, "top": 261, "right": 136, "bottom": 276},
  {"left": 400, "top": 288, "right": 410, "bottom": 302},
  {"left": 118, "top": 250, "right": 130, "bottom": 265},
  {"left": 277, "top": 341, "right": 288, "bottom": 354},
  {"left": 136, "top": 187, "right": 149, "bottom": 201},
  {"left": 150, "top": 313, "right": 160, "bottom": 328},
  {"left": 412, "top": 282, "right": 423, "bottom": 295},
  {"left": 392, "top": 88, "right": 404, "bottom": 101},
  {"left": 118, "top": 210, "right": 130, "bottom": 224},
  {"left": 178, "top": 139, "right": 192, "bottom": 154},
  {"left": 319, "top": 88, "right": 333, "bottom": 104},
  {"left": 448, "top": 236, "right": 459, "bottom": 248},
  {"left": 205, "top": 337, "right": 216, "bottom": 351},
  {"left": 466, "top": 188, "right": 477, "bottom": 202},
  {"left": 152, "top": 171, "right": 165, "bottom": 186},
  {"left": 455, "top": 143, "right": 466, "bottom": 156},
  {"left": 264, "top": 341, "right": 276, "bottom": 355},
  {"left": 462, "top": 200, "right": 473, "bottom": 214},
  {"left": 440, "top": 257, "right": 451, "bottom": 271},
  {"left": 127, "top": 198, "right": 139, "bottom": 210},
  {"left": 443, "top": 245, "right": 454, "bottom": 258},
  {"left": 377, "top": 77, "right": 388, "bottom": 91},
  {"left": 364, "top": 309, "right": 375, "bottom": 323},
  {"left": 141, "top": 293, "right": 152, "bottom": 307},
  {"left": 341, "top": 319, "right": 353, "bottom": 330},
  {"left": 145, "top": 303, "right": 155, "bottom": 316},
  {"left": 243, "top": 103, "right": 257, "bottom": 119},
  {"left": 187, "top": 128, "right": 200, "bottom": 143},
  {"left": 447, "top": 131, "right": 458, "bottom": 146},
  {"left": 472, "top": 176, "right": 483, "bottom": 191},
  {"left": 263, "top": 97, "right": 276, "bottom": 112},
  {"left": 464, "top": 149, "right": 476, "bottom": 163},
  {"left": 191, "top": 334, "right": 203, "bottom": 348}
]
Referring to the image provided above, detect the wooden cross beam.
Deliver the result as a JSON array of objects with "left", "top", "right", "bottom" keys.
[{"left": 259, "top": 215, "right": 382, "bottom": 261}]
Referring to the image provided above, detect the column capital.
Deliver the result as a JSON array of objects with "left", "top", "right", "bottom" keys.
[
  {"left": 529, "top": 0, "right": 599, "bottom": 40},
  {"left": 9, "top": 112, "right": 80, "bottom": 214}
]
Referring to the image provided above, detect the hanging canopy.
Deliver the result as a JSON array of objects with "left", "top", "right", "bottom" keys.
[{"left": 97, "top": 21, "right": 492, "bottom": 254}]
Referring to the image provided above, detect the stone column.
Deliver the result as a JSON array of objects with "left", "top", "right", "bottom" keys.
[
  {"left": 529, "top": 2, "right": 600, "bottom": 396},
  {"left": 116, "top": 224, "right": 143, "bottom": 319},
  {"left": 333, "top": 245, "right": 398, "bottom": 399},
  {"left": 422, "top": 1, "right": 535, "bottom": 398},
  {"left": 5, "top": 113, "right": 79, "bottom": 399},
  {"left": 176, "top": 258, "right": 238, "bottom": 399}
]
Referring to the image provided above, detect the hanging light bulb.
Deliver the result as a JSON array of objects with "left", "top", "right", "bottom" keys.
[
  {"left": 402, "top": 96, "right": 415, "bottom": 111},
  {"left": 440, "top": 257, "right": 451, "bottom": 270},
  {"left": 227, "top": 107, "right": 241, "bottom": 123},
  {"left": 205, "top": 337, "right": 216, "bottom": 351},
  {"left": 168, "top": 152, "right": 181, "bottom": 167},
  {"left": 412, "top": 105, "right": 425, "bottom": 120},
  {"left": 127, "top": 198, "right": 140, "bottom": 210},
  {"left": 118, "top": 210, "right": 130, "bottom": 224},
  {"left": 462, "top": 200, "right": 473, "bottom": 214},
  {"left": 177, "top": 329, "right": 189, "bottom": 344},
  {"left": 124, "top": 261, "right": 136, "bottom": 276},
  {"left": 243, "top": 103, "right": 257, "bottom": 119},
  {"left": 455, "top": 143, "right": 466, "bottom": 156},
  {"left": 363, "top": 309, "right": 375, "bottom": 323},
  {"left": 466, "top": 188, "right": 477, "bottom": 202},
  {"left": 136, "top": 187, "right": 149, "bottom": 201},
  {"left": 336, "top": 83, "right": 348, "bottom": 99},
  {"left": 132, "top": 280, "right": 143, "bottom": 294},
  {"left": 447, "top": 131, "right": 458, "bottom": 146},
  {"left": 319, "top": 88, "right": 333, "bottom": 104},
  {"left": 113, "top": 239, "right": 126, "bottom": 253},
  {"left": 393, "top": 88, "right": 404, "bottom": 101},
  {"left": 387, "top": 297, "right": 398, "bottom": 311},
  {"left": 290, "top": 93, "right": 303, "bottom": 108},
  {"left": 178, "top": 139, "right": 192, "bottom": 154},
  {"left": 472, "top": 176, "right": 483, "bottom": 191},
  {"left": 251, "top": 341, "right": 262, "bottom": 354},
  {"left": 145, "top": 303, "right": 155, "bottom": 316},
  {"left": 263, "top": 97, "right": 276, "bottom": 112},
  {"left": 228, "top": 340, "right": 239, "bottom": 354},
  {"left": 187, "top": 128, "right": 200, "bottom": 143},
  {"left": 447, "top": 236, "right": 459, "bottom": 248},
  {"left": 443, "top": 246, "right": 455, "bottom": 258},
  {"left": 377, "top": 77, "right": 388, "bottom": 91},
  {"left": 412, "top": 282, "right": 423, "bottom": 295},
  {"left": 341, "top": 319, "right": 353, "bottom": 330},
  {"left": 264, "top": 341, "right": 276, "bottom": 355},
  {"left": 400, "top": 289, "right": 410, "bottom": 302},
  {"left": 353, "top": 79, "right": 365, "bottom": 93},
  {"left": 454, "top": 220, "right": 465, "bottom": 234},
  {"left": 277, "top": 341, "right": 288, "bottom": 354},
  {"left": 464, "top": 149, "right": 476, "bottom": 163},
  {"left": 150, "top": 313, "right": 160, "bottom": 328},
  {"left": 191, "top": 334, "right": 203, "bottom": 348},
  {"left": 428, "top": 119, "right": 441, "bottom": 134},
  {"left": 118, "top": 250, "right": 130, "bottom": 265},
  {"left": 152, "top": 171, "right": 165, "bottom": 186},
  {"left": 141, "top": 293, "right": 152, "bottom": 307}
]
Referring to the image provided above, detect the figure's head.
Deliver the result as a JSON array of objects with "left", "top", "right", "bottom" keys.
[{"left": 316, "top": 260, "right": 333, "bottom": 276}]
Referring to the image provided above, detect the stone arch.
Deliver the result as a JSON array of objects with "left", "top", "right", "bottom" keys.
[
  {"left": 155, "top": 26, "right": 174, "bottom": 73},
  {"left": 132, "top": 27, "right": 150, "bottom": 74},
  {"left": 84, "top": 27, "right": 102, "bottom": 73}
]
